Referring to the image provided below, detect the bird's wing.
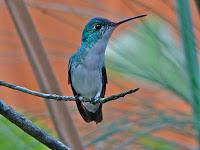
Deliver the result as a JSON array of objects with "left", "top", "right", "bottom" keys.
[
  {"left": 101, "top": 66, "right": 108, "bottom": 97},
  {"left": 68, "top": 56, "right": 77, "bottom": 95}
]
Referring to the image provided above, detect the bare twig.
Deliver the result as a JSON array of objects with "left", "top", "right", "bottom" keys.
[
  {"left": 0, "top": 100, "right": 70, "bottom": 150},
  {"left": 0, "top": 80, "right": 139, "bottom": 104}
]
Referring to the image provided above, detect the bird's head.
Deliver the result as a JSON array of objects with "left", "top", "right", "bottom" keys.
[{"left": 81, "top": 14, "right": 147, "bottom": 47}]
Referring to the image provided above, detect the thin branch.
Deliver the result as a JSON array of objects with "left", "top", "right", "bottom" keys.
[
  {"left": 0, "top": 100, "right": 70, "bottom": 150},
  {"left": 0, "top": 80, "right": 139, "bottom": 104}
]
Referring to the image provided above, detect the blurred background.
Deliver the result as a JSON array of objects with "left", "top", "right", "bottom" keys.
[{"left": 0, "top": 0, "right": 200, "bottom": 149}]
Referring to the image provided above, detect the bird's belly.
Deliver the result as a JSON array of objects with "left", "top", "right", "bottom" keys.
[{"left": 71, "top": 65, "right": 102, "bottom": 98}]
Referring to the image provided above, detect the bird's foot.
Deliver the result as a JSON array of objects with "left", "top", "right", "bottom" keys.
[
  {"left": 75, "top": 95, "right": 84, "bottom": 101},
  {"left": 91, "top": 97, "right": 100, "bottom": 104}
]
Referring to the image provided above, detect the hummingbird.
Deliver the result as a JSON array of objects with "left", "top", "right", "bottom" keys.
[{"left": 68, "top": 14, "right": 146, "bottom": 123}]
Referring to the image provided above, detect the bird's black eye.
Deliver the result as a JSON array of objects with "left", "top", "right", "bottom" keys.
[{"left": 94, "top": 24, "right": 102, "bottom": 30}]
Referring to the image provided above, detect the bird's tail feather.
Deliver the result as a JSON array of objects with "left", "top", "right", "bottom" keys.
[{"left": 76, "top": 101, "right": 102, "bottom": 123}]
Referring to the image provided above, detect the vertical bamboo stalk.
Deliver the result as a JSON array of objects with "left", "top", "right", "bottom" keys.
[
  {"left": 176, "top": 0, "right": 200, "bottom": 149},
  {"left": 5, "top": 0, "right": 83, "bottom": 149}
]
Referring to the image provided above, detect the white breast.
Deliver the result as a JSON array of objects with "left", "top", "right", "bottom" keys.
[{"left": 71, "top": 65, "right": 102, "bottom": 98}]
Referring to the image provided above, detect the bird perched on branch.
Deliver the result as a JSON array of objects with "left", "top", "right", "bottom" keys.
[{"left": 68, "top": 15, "right": 146, "bottom": 123}]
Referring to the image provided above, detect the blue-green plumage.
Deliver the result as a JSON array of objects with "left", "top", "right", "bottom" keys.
[{"left": 68, "top": 15, "right": 146, "bottom": 123}]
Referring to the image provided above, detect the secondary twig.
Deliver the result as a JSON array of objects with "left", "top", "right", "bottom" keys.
[
  {"left": 0, "top": 80, "right": 139, "bottom": 103},
  {"left": 0, "top": 100, "right": 70, "bottom": 150}
]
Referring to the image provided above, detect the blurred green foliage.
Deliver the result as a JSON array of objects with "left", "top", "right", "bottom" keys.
[
  {"left": 0, "top": 116, "right": 48, "bottom": 150},
  {"left": 195, "top": 0, "right": 200, "bottom": 13},
  {"left": 139, "top": 136, "right": 177, "bottom": 150},
  {"left": 176, "top": 0, "right": 200, "bottom": 149},
  {"left": 105, "top": 0, "right": 199, "bottom": 148},
  {"left": 106, "top": 17, "right": 190, "bottom": 102}
]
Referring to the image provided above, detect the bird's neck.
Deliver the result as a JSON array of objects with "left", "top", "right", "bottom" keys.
[{"left": 78, "top": 38, "right": 109, "bottom": 69}]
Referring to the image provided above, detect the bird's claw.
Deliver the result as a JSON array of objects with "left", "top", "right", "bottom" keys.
[
  {"left": 75, "top": 95, "right": 84, "bottom": 101},
  {"left": 91, "top": 97, "right": 100, "bottom": 104}
]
